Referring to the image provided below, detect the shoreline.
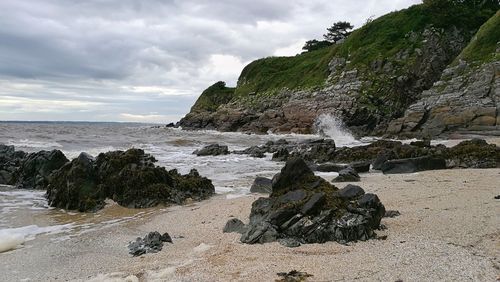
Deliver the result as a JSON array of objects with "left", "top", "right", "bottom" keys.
[{"left": 1, "top": 168, "right": 498, "bottom": 281}]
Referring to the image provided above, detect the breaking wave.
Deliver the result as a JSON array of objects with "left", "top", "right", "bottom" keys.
[{"left": 314, "top": 114, "right": 357, "bottom": 147}]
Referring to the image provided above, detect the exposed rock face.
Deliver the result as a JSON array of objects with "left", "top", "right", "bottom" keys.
[
  {"left": 193, "top": 144, "right": 229, "bottom": 156},
  {"left": 180, "top": 25, "right": 473, "bottom": 136},
  {"left": 11, "top": 150, "right": 69, "bottom": 189},
  {"left": 46, "top": 149, "right": 215, "bottom": 212},
  {"left": 237, "top": 159, "right": 385, "bottom": 246},
  {"left": 250, "top": 177, "right": 272, "bottom": 194},
  {"left": 388, "top": 60, "right": 499, "bottom": 138}
]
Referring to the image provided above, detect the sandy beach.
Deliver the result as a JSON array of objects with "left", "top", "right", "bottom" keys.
[{"left": 1, "top": 167, "right": 498, "bottom": 281}]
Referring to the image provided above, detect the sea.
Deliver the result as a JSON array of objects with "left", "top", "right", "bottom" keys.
[{"left": 0, "top": 117, "right": 378, "bottom": 254}]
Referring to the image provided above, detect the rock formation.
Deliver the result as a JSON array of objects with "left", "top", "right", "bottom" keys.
[{"left": 230, "top": 159, "right": 385, "bottom": 246}]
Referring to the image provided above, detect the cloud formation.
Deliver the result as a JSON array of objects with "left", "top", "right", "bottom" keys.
[{"left": 0, "top": 0, "right": 421, "bottom": 123}]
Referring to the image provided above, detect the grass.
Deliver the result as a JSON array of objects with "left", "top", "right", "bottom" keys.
[
  {"left": 457, "top": 11, "right": 500, "bottom": 63},
  {"left": 190, "top": 81, "right": 235, "bottom": 112}
]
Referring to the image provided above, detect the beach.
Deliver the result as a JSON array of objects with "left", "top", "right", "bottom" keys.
[{"left": 1, "top": 167, "right": 498, "bottom": 281}]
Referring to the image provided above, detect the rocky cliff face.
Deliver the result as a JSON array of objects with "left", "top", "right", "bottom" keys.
[{"left": 180, "top": 3, "right": 499, "bottom": 137}]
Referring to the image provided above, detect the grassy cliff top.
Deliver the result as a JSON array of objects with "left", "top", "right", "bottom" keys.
[
  {"left": 457, "top": 10, "right": 500, "bottom": 64},
  {"left": 233, "top": 1, "right": 498, "bottom": 97},
  {"left": 189, "top": 81, "right": 235, "bottom": 113}
]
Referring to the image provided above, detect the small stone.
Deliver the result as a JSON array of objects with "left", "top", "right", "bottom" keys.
[{"left": 384, "top": 210, "right": 401, "bottom": 218}]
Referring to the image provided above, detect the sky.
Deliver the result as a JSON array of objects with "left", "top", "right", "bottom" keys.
[{"left": 0, "top": 0, "right": 421, "bottom": 123}]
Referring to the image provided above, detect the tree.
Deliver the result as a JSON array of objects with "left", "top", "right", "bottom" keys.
[
  {"left": 302, "top": 39, "right": 332, "bottom": 52},
  {"left": 323, "top": 21, "right": 354, "bottom": 44}
]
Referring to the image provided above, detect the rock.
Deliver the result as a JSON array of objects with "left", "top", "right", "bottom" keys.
[
  {"left": 240, "top": 158, "right": 385, "bottom": 246},
  {"left": 250, "top": 177, "right": 272, "bottom": 194},
  {"left": 494, "top": 195, "right": 500, "bottom": 200},
  {"left": 337, "top": 184, "right": 365, "bottom": 199},
  {"left": 278, "top": 238, "right": 301, "bottom": 248},
  {"left": 384, "top": 210, "right": 401, "bottom": 218},
  {"left": 332, "top": 167, "right": 360, "bottom": 182},
  {"left": 276, "top": 270, "right": 313, "bottom": 282},
  {"left": 350, "top": 161, "right": 371, "bottom": 173},
  {"left": 223, "top": 218, "right": 247, "bottom": 234},
  {"left": 46, "top": 148, "right": 215, "bottom": 212},
  {"left": 128, "top": 231, "right": 172, "bottom": 257},
  {"left": 193, "top": 144, "right": 229, "bottom": 156},
  {"left": 11, "top": 150, "right": 69, "bottom": 189},
  {"left": 381, "top": 156, "right": 446, "bottom": 174},
  {"left": 0, "top": 145, "right": 27, "bottom": 184},
  {"left": 315, "top": 163, "right": 346, "bottom": 172},
  {"left": 272, "top": 148, "right": 289, "bottom": 161},
  {"left": 444, "top": 139, "right": 500, "bottom": 168},
  {"left": 234, "top": 146, "right": 266, "bottom": 158}
]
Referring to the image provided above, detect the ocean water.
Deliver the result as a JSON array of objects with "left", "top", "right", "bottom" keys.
[{"left": 0, "top": 119, "right": 372, "bottom": 253}]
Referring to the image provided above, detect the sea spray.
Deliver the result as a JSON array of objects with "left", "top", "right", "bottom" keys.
[{"left": 314, "top": 114, "right": 357, "bottom": 146}]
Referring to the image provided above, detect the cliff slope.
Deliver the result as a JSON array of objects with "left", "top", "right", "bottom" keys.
[{"left": 180, "top": 1, "right": 499, "bottom": 136}]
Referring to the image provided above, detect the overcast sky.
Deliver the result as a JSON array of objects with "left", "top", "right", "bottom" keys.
[{"left": 0, "top": 0, "right": 421, "bottom": 123}]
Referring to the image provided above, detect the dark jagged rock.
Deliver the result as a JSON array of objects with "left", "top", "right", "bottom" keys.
[
  {"left": 128, "top": 231, "right": 172, "bottom": 257},
  {"left": 11, "top": 149, "right": 69, "bottom": 189},
  {"left": 381, "top": 156, "right": 446, "bottom": 174},
  {"left": 444, "top": 139, "right": 500, "bottom": 168},
  {"left": 223, "top": 218, "right": 247, "bottom": 234},
  {"left": 272, "top": 148, "right": 289, "bottom": 161},
  {"left": 240, "top": 158, "right": 385, "bottom": 246},
  {"left": 233, "top": 146, "right": 266, "bottom": 158},
  {"left": 337, "top": 184, "right": 365, "bottom": 200},
  {"left": 332, "top": 167, "right": 360, "bottom": 182},
  {"left": 193, "top": 144, "right": 229, "bottom": 156},
  {"left": 276, "top": 270, "right": 313, "bottom": 282},
  {"left": 0, "top": 145, "right": 27, "bottom": 184},
  {"left": 250, "top": 177, "right": 272, "bottom": 194},
  {"left": 46, "top": 148, "right": 215, "bottom": 212},
  {"left": 384, "top": 210, "right": 401, "bottom": 218}
]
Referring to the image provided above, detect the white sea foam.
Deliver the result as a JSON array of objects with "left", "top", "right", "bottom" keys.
[
  {"left": 314, "top": 114, "right": 358, "bottom": 147},
  {"left": 0, "top": 224, "right": 74, "bottom": 253},
  {"left": 6, "top": 139, "right": 63, "bottom": 148}
]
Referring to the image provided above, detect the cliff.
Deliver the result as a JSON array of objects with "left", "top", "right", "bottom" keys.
[{"left": 180, "top": 1, "right": 499, "bottom": 137}]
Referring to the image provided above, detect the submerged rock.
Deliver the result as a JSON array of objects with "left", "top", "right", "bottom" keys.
[
  {"left": 240, "top": 158, "right": 385, "bottom": 246},
  {"left": 128, "top": 231, "right": 172, "bottom": 257},
  {"left": 46, "top": 148, "right": 215, "bottom": 212},
  {"left": 193, "top": 144, "right": 229, "bottom": 156}
]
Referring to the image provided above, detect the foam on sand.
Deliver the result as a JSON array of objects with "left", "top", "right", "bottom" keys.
[{"left": 0, "top": 224, "right": 74, "bottom": 253}]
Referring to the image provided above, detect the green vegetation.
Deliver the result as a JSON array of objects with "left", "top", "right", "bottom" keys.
[
  {"left": 458, "top": 11, "right": 500, "bottom": 63},
  {"left": 190, "top": 81, "right": 235, "bottom": 112},
  {"left": 302, "top": 40, "right": 332, "bottom": 52},
  {"left": 235, "top": 46, "right": 334, "bottom": 96}
]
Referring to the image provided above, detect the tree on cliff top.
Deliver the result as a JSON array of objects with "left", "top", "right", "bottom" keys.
[
  {"left": 323, "top": 21, "right": 354, "bottom": 44},
  {"left": 302, "top": 39, "right": 332, "bottom": 52}
]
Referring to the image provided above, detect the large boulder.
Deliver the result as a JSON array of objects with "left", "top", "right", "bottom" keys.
[
  {"left": 46, "top": 148, "right": 215, "bottom": 212},
  {"left": 250, "top": 177, "right": 272, "bottom": 194},
  {"left": 239, "top": 158, "right": 385, "bottom": 246},
  {"left": 332, "top": 167, "right": 361, "bottom": 182},
  {"left": 193, "top": 144, "right": 229, "bottom": 156},
  {"left": 11, "top": 150, "right": 68, "bottom": 189}
]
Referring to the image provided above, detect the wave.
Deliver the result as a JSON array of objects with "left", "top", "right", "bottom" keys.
[
  {"left": 6, "top": 139, "right": 63, "bottom": 149},
  {"left": 0, "top": 224, "right": 74, "bottom": 253}
]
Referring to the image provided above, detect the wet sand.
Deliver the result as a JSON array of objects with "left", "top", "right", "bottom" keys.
[{"left": 1, "top": 168, "right": 499, "bottom": 281}]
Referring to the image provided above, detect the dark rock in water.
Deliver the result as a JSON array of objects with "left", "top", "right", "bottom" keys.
[
  {"left": 272, "top": 148, "right": 289, "bottom": 161},
  {"left": 223, "top": 218, "right": 247, "bottom": 234},
  {"left": 381, "top": 156, "right": 446, "bottom": 174},
  {"left": 250, "top": 177, "right": 272, "bottom": 194},
  {"left": 193, "top": 144, "right": 229, "bottom": 156},
  {"left": 165, "top": 122, "right": 176, "bottom": 128},
  {"left": 12, "top": 150, "right": 68, "bottom": 189},
  {"left": 46, "top": 148, "right": 215, "bottom": 212},
  {"left": 240, "top": 158, "right": 385, "bottom": 246},
  {"left": 234, "top": 146, "right": 266, "bottom": 158},
  {"left": 128, "top": 231, "right": 172, "bottom": 257},
  {"left": 384, "top": 210, "right": 401, "bottom": 218},
  {"left": 276, "top": 270, "right": 313, "bottom": 282},
  {"left": 410, "top": 140, "right": 431, "bottom": 148},
  {"left": 332, "top": 167, "right": 360, "bottom": 182},
  {"left": 0, "top": 145, "right": 27, "bottom": 185}
]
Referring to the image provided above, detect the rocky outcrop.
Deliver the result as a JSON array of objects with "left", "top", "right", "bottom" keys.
[
  {"left": 193, "top": 144, "right": 229, "bottom": 156},
  {"left": 250, "top": 177, "right": 272, "bottom": 194},
  {"left": 128, "top": 231, "right": 172, "bottom": 257},
  {"left": 179, "top": 5, "right": 499, "bottom": 137},
  {"left": 10, "top": 149, "right": 69, "bottom": 189},
  {"left": 46, "top": 149, "right": 215, "bottom": 212},
  {"left": 231, "top": 159, "right": 385, "bottom": 246},
  {"left": 332, "top": 167, "right": 360, "bottom": 182},
  {"left": 0, "top": 145, "right": 27, "bottom": 184}
]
